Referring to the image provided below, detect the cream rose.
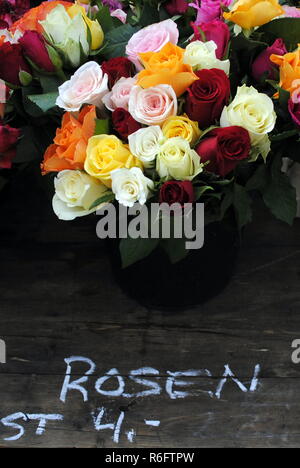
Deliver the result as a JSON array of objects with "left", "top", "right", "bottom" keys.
[
  {"left": 156, "top": 137, "right": 203, "bottom": 181},
  {"left": 125, "top": 19, "right": 179, "bottom": 71},
  {"left": 56, "top": 61, "right": 109, "bottom": 112},
  {"left": 128, "top": 126, "right": 164, "bottom": 165},
  {"left": 102, "top": 77, "right": 136, "bottom": 112},
  {"left": 128, "top": 85, "right": 177, "bottom": 126},
  {"left": 220, "top": 85, "right": 276, "bottom": 145},
  {"left": 183, "top": 41, "right": 230, "bottom": 75},
  {"left": 53, "top": 170, "right": 109, "bottom": 220},
  {"left": 111, "top": 167, "right": 154, "bottom": 207}
]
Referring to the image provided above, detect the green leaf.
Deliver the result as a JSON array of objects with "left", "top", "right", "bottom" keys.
[
  {"left": 161, "top": 237, "right": 189, "bottom": 264},
  {"left": 271, "top": 130, "right": 299, "bottom": 142},
  {"left": 194, "top": 185, "right": 213, "bottom": 200},
  {"left": 19, "top": 70, "right": 32, "bottom": 86},
  {"left": 27, "top": 92, "right": 58, "bottom": 113},
  {"left": 279, "top": 86, "right": 290, "bottom": 110},
  {"left": 233, "top": 183, "right": 252, "bottom": 229},
  {"left": 262, "top": 155, "right": 297, "bottom": 225},
  {"left": 255, "top": 18, "right": 300, "bottom": 51},
  {"left": 39, "top": 75, "right": 63, "bottom": 94},
  {"left": 246, "top": 164, "right": 268, "bottom": 191},
  {"left": 13, "top": 127, "right": 40, "bottom": 163},
  {"left": 120, "top": 237, "right": 159, "bottom": 268},
  {"left": 89, "top": 191, "right": 115, "bottom": 210},
  {"left": 139, "top": 3, "right": 160, "bottom": 26},
  {"left": 95, "top": 118, "right": 109, "bottom": 135},
  {"left": 220, "top": 190, "right": 234, "bottom": 220},
  {"left": 101, "top": 24, "right": 140, "bottom": 59},
  {"left": 95, "top": 5, "right": 114, "bottom": 33}
]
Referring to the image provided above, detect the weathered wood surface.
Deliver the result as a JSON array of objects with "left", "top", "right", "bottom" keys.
[{"left": 0, "top": 170, "right": 300, "bottom": 447}]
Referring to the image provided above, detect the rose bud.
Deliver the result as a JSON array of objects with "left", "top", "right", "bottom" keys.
[
  {"left": 159, "top": 180, "right": 195, "bottom": 206},
  {"left": 192, "top": 20, "right": 230, "bottom": 60},
  {"left": 0, "top": 42, "right": 31, "bottom": 86},
  {"left": 185, "top": 68, "right": 230, "bottom": 128},
  {"left": 0, "top": 124, "right": 21, "bottom": 169},
  {"left": 19, "top": 30, "right": 55, "bottom": 73},
  {"left": 196, "top": 126, "right": 251, "bottom": 177},
  {"left": 112, "top": 108, "right": 142, "bottom": 140},
  {"left": 252, "top": 38, "right": 287, "bottom": 83},
  {"left": 164, "top": 0, "right": 188, "bottom": 16},
  {"left": 101, "top": 57, "right": 135, "bottom": 88}
]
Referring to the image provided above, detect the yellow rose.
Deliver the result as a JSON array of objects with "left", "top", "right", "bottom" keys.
[
  {"left": 68, "top": 3, "right": 104, "bottom": 50},
  {"left": 162, "top": 115, "right": 201, "bottom": 145},
  {"left": 223, "top": 0, "right": 284, "bottom": 30},
  {"left": 85, "top": 135, "right": 143, "bottom": 187}
]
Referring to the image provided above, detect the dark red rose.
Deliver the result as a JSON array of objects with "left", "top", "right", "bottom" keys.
[
  {"left": 252, "top": 38, "right": 287, "bottom": 82},
  {"left": 160, "top": 180, "right": 195, "bottom": 206},
  {"left": 185, "top": 68, "right": 230, "bottom": 128},
  {"left": 0, "top": 0, "right": 30, "bottom": 27},
  {"left": 0, "top": 42, "right": 31, "bottom": 86},
  {"left": 112, "top": 108, "right": 141, "bottom": 140},
  {"left": 195, "top": 126, "right": 251, "bottom": 177},
  {"left": 164, "top": 0, "right": 188, "bottom": 16},
  {"left": 19, "top": 30, "right": 55, "bottom": 72},
  {"left": 101, "top": 57, "right": 135, "bottom": 88},
  {"left": 192, "top": 20, "right": 230, "bottom": 60},
  {"left": 289, "top": 98, "right": 300, "bottom": 129},
  {"left": 0, "top": 124, "right": 20, "bottom": 169}
]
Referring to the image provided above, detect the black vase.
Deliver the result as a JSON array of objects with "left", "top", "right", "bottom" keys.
[{"left": 108, "top": 221, "right": 240, "bottom": 310}]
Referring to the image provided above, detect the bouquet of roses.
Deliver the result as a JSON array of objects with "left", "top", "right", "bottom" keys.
[{"left": 1, "top": 0, "right": 300, "bottom": 267}]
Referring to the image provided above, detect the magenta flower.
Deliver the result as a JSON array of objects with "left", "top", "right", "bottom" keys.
[{"left": 189, "top": 0, "right": 233, "bottom": 24}]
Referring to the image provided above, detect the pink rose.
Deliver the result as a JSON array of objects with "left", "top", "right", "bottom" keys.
[
  {"left": 283, "top": 6, "right": 300, "bottom": 18},
  {"left": 189, "top": 0, "right": 233, "bottom": 24},
  {"left": 252, "top": 38, "right": 287, "bottom": 83},
  {"left": 192, "top": 19, "right": 230, "bottom": 59},
  {"left": 111, "top": 9, "right": 127, "bottom": 23},
  {"left": 102, "top": 76, "right": 136, "bottom": 111},
  {"left": 289, "top": 85, "right": 300, "bottom": 129},
  {"left": 128, "top": 84, "right": 178, "bottom": 126},
  {"left": 125, "top": 19, "right": 179, "bottom": 71}
]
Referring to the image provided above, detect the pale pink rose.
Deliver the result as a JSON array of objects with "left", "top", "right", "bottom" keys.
[
  {"left": 189, "top": 0, "right": 233, "bottom": 24},
  {"left": 56, "top": 61, "right": 109, "bottom": 112},
  {"left": 111, "top": 9, "right": 127, "bottom": 23},
  {"left": 128, "top": 84, "right": 178, "bottom": 126},
  {"left": 125, "top": 19, "right": 179, "bottom": 71},
  {"left": 283, "top": 6, "right": 300, "bottom": 18},
  {"left": 102, "top": 76, "right": 136, "bottom": 111}
]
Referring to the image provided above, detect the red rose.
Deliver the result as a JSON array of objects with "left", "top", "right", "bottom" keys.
[
  {"left": 192, "top": 20, "right": 230, "bottom": 60},
  {"left": 0, "top": 42, "right": 31, "bottom": 86},
  {"left": 101, "top": 57, "right": 135, "bottom": 88},
  {"left": 289, "top": 99, "right": 300, "bottom": 129},
  {"left": 196, "top": 126, "right": 251, "bottom": 177},
  {"left": 19, "top": 30, "right": 55, "bottom": 73},
  {"left": 164, "top": 0, "right": 188, "bottom": 16},
  {"left": 185, "top": 68, "right": 230, "bottom": 128},
  {"left": 252, "top": 38, "right": 287, "bottom": 82},
  {"left": 0, "top": 124, "right": 20, "bottom": 169},
  {"left": 112, "top": 108, "right": 142, "bottom": 140},
  {"left": 160, "top": 181, "right": 195, "bottom": 206}
]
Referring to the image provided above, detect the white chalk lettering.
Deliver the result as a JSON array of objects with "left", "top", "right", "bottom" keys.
[
  {"left": 60, "top": 356, "right": 96, "bottom": 403},
  {"left": 95, "top": 368, "right": 125, "bottom": 397}
]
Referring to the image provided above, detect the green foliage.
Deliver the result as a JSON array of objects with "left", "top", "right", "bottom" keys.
[
  {"left": 89, "top": 192, "right": 115, "bottom": 210},
  {"left": 161, "top": 237, "right": 189, "bottom": 264},
  {"left": 120, "top": 237, "right": 159, "bottom": 268},
  {"left": 233, "top": 183, "right": 253, "bottom": 229},
  {"left": 255, "top": 18, "right": 300, "bottom": 51},
  {"left": 94, "top": 118, "right": 110, "bottom": 135},
  {"left": 27, "top": 92, "right": 58, "bottom": 113},
  {"left": 100, "top": 24, "right": 140, "bottom": 59}
]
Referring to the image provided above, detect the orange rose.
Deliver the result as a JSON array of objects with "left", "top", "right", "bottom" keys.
[
  {"left": 271, "top": 44, "right": 300, "bottom": 95},
  {"left": 41, "top": 105, "right": 96, "bottom": 174},
  {"left": 136, "top": 42, "right": 198, "bottom": 97},
  {"left": 10, "top": 1, "right": 73, "bottom": 34}
]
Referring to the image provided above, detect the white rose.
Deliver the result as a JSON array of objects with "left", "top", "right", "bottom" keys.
[
  {"left": 128, "top": 126, "right": 164, "bottom": 165},
  {"left": 102, "top": 77, "right": 136, "bottom": 112},
  {"left": 220, "top": 85, "right": 277, "bottom": 145},
  {"left": 53, "top": 170, "right": 109, "bottom": 220},
  {"left": 56, "top": 61, "right": 109, "bottom": 112},
  {"left": 39, "top": 4, "right": 89, "bottom": 68},
  {"left": 156, "top": 137, "right": 203, "bottom": 181},
  {"left": 128, "top": 85, "right": 177, "bottom": 126},
  {"left": 111, "top": 167, "right": 154, "bottom": 207},
  {"left": 183, "top": 40, "right": 230, "bottom": 75}
]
